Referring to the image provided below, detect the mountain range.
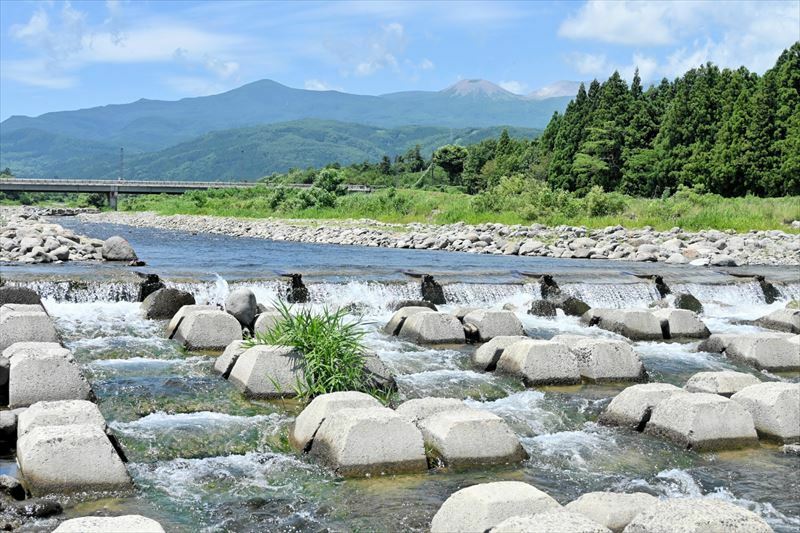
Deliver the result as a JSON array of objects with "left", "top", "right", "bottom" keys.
[{"left": 0, "top": 79, "right": 571, "bottom": 181}]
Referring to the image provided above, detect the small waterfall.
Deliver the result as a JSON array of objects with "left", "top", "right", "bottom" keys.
[
  {"left": 442, "top": 283, "right": 541, "bottom": 307},
  {"left": 7, "top": 280, "right": 140, "bottom": 302},
  {"left": 561, "top": 282, "right": 661, "bottom": 309},
  {"left": 672, "top": 281, "right": 767, "bottom": 307}
]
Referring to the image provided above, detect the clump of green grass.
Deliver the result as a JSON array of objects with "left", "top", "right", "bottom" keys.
[{"left": 244, "top": 301, "right": 388, "bottom": 402}]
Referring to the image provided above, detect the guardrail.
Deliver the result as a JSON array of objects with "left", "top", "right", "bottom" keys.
[{"left": 0, "top": 179, "right": 375, "bottom": 192}]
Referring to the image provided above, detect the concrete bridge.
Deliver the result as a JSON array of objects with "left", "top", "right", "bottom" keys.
[{"left": 0, "top": 179, "right": 374, "bottom": 209}]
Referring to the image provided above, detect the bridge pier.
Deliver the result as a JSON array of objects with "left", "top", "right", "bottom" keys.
[{"left": 107, "top": 188, "right": 118, "bottom": 210}]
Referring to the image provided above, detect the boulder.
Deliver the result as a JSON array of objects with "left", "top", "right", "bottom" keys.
[
  {"left": 673, "top": 293, "right": 703, "bottom": 314},
  {"left": 213, "top": 340, "right": 248, "bottom": 377},
  {"left": 645, "top": 393, "right": 758, "bottom": 451},
  {"left": 420, "top": 274, "right": 446, "bottom": 305},
  {"left": 5, "top": 342, "right": 92, "bottom": 408},
  {"left": 497, "top": 339, "right": 580, "bottom": 385},
  {"left": 101, "top": 236, "right": 137, "bottom": 261},
  {"left": 17, "top": 424, "right": 131, "bottom": 495},
  {"left": 756, "top": 308, "right": 800, "bottom": 334},
  {"left": 0, "top": 286, "right": 41, "bottom": 306},
  {"left": 417, "top": 408, "right": 527, "bottom": 467},
  {"left": 491, "top": 511, "right": 611, "bottom": 533},
  {"left": 309, "top": 406, "right": 427, "bottom": 476},
  {"left": 652, "top": 309, "right": 710, "bottom": 339},
  {"left": 136, "top": 273, "right": 165, "bottom": 302},
  {"left": 290, "top": 391, "right": 382, "bottom": 451},
  {"left": 430, "top": 481, "right": 561, "bottom": 533},
  {"left": 565, "top": 492, "right": 657, "bottom": 533},
  {"left": 623, "top": 498, "right": 772, "bottom": 533},
  {"left": 697, "top": 333, "right": 738, "bottom": 353},
  {"left": 0, "top": 304, "right": 59, "bottom": 352},
  {"left": 227, "top": 345, "right": 304, "bottom": 398},
  {"left": 390, "top": 300, "right": 437, "bottom": 312},
  {"left": 395, "top": 397, "right": 471, "bottom": 423},
  {"left": 724, "top": 333, "right": 800, "bottom": 371},
  {"left": 452, "top": 306, "right": 480, "bottom": 321},
  {"left": 0, "top": 474, "right": 25, "bottom": 501},
  {"left": 140, "top": 288, "right": 195, "bottom": 319},
  {"left": 552, "top": 335, "right": 645, "bottom": 382},
  {"left": 731, "top": 382, "right": 800, "bottom": 443},
  {"left": 463, "top": 310, "right": 524, "bottom": 341},
  {"left": 17, "top": 400, "right": 105, "bottom": 437},
  {"left": 224, "top": 288, "right": 258, "bottom": 329},
  {"left": 53, "top": 515, "right": 166, "bottom": 533},
  {"left": 362, "top": 352, "right": 396, "bottom": 392},
  {"left": 472, "top": 336, "right": 528, "bottom": 371},
  {"left": 171, "top": 309, "right": 242, "bottom": 351},
  {"left": 528, "top": 299, "right": 557, "bottom": 318},
  {"left": 683, "top": 371, "right": 761, "bottom": 397},
  {"left": 397, "top": 312, "right": 466, "bottom": 344},
  {"left": 0, "top": 411, "right": 16, "bottom": 449},
  {"left": 599, "top": 383, "right": 687, "bottom": 429},
  {"left": 284, "top": 273, "right": 309, "bottom": 303},
  {"left": 383, "top": 306, "right": 432, "bottom": 336},
  {"left": 554, "top": 295, "right": 591, "bottom": 317},
  {"left": 253, "top": 311, "right": 282, "bottom": 336},
  {"left": 582, "top": 309, "right": 664, "bottom": 341},
  {"left": 166, "top": 304, "right": 218, "bottom": 337}
]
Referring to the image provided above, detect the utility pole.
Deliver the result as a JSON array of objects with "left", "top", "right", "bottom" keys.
[{"left": 119, "top": 147, "right": 124, "bottom": 181}]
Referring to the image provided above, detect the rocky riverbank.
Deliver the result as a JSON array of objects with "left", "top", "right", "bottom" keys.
[
  {"left": 0, "top": 208, "right": 137, "bottom": 264},
  {"left": 80, "top": 210, "right": 800, "bottom": 266}
]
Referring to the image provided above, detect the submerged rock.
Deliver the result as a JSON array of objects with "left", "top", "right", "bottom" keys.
[
  {"left": 673, "top": 293, "right": 703, "bottom": 314},
  {"left": 528, "top": 299, "right": 557, "bottom": 318}
]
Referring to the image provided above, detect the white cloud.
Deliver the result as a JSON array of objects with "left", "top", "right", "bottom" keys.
[
  {"left": 325, "top": 21, "right": 410, "bottom": 77},
  {"left": 559, "top": 1, "right": 674, "bottom": 45},
  {"left": 1, "top": 59, "right": 78, "bottom": 89},
  {"left": 304, "top": 79, "right": 343, "bottom": 91},
  {"left": 419, "top": 58, "right": 435, "bottom": 70},
  {"left": 565, "top": 52, "right": 610, "bottom": 76},
  {"left": 498, "top": 80, "right": 528, "bottom": 94}
]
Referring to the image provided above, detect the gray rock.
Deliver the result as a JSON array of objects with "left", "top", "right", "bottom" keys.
[
  {"left": 253, "top": 311, "right": 282, "bottom": 336},
  {"left": 172, "top": 309, "right": 242, "bottom": 351},
  {"left": 528, "top": 299, "right": 558, "bottom": 318},
  {"left": 430, "top": 481, "right": 561, "bottom": 533},
  {"left": 53, "top": 515, "right": 166, "bottom": 533},
  {"left": 17, "top": 424, "right": 131, "bottom": 495},
  {"left": 599, "top": 383, "right": 687, "bottom": 429},
  {"left": 166, "top": 304, "right": 218, "bottom": 337},
  {"left": 756, "top": 308, "right": 800, "bottom": 334},
  {"left": 731, "top": 382, "right": 800, "bottom": 443},
  {"left": 645, "top": 392, "right": 758, "bottom": 451},
  {"left": 0, "top": 304, "right": 59, "bottom": 352},
  {"left": 140, "top": 288, "right": 196, "bottom": 319},
  {"left": 623, "top": 498, "right": 772, "bottom": 533},
  {"left": 5, "top": 342, "right": 92, "bottom": 408},
  {"left": 309, "top": 406, "right": 427, "bottom": 476},
  {"left": 398, "top": 312, "right": 466, "bottom": 345},
  {"left": 497, "top": 339, "right": 580, "bottom": 385},
  {"left": 0, "top": 474, "right": 26, "bottom": 501},
  {"left": 463, "top": 310, "right": 524, "bottom": 341},
  {"left": 566, "top": 492, "right": 657, "bottom": 533},
  {"left": 554, "top": 295, "right": 591, "bottom": 317},
  {"left": 225, "top": 288, "right": 258, "bottom": 328},
  {"left": 709, "top": 254, "right": 738, "bottom": 266},
  {"left": 0, "top": 286, "right": 42, "bottom": 306},
  {"left": 492, "top": 511, "right": 611, "bottom": 533},
  {"left": 227, "top": 345, "right": 304, "bottom": 398},
  {"left": 697, "top": 333, "right": 738, "bottom": 353},
  {"left": 213, "top": 340, "right": 248, "bottom": 376},
  {"left": 362, "top": 351, "right": 396, "bottom": 392},
  {"left": 673, "top": 293, "right": 703, "bottom": 314},
  {"left": 684, "top": 371, "right": 761, "bottom": 397},
  {"left": 101, "top": 236, "right": 137, "bottom": 261},
  {"left": 0, "top": 411, "right": 17, "bottom": 449}
]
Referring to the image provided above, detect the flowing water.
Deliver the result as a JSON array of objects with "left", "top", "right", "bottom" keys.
[{"left": 2, "top": 220, "right": 800, "bottom": 532}]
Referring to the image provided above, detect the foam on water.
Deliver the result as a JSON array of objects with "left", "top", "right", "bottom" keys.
[
  {"left": 395, "top": 369, "right": 512, "bottom": 400},
  {"left": 46, "top": 300, "right": 161, "bottom": 339},
  {"left": 112, "top": 411, "right": 288, "bottom": 437},
  {"left": 529, "top": 423, "right": 616, "bottom": 470},
  {"left": 562, "top": 282, "right": 661, "bottom": 309},
  {"left": 465, "top": 390, "right": 574, "bottom": 436}
]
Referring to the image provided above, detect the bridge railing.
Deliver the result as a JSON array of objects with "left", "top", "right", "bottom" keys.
[{"left": 0, "top": 178, "right": 376, "bottom": 192}]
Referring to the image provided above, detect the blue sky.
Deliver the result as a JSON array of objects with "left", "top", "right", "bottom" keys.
[{"left": 1, "top": 0, "right": 798, "bottom": 120}]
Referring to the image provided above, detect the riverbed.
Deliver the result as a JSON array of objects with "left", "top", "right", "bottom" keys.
[{"left": 2, "top": 218, "right": 799, "bottom": 532}]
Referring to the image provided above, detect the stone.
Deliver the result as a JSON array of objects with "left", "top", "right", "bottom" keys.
[
  {"left": 10, "top": 497, "right": 62, "bottom": 518},
  {"left": 53, "top": 515, "right": 166, "bottom": 533},
  {"left": 731, "top": 382, "right": 800, "bottom": 443},
  {"left": 172, "top": 309, "right": 242, "bottom": 351},
  {"left": 417, "top": 408, "right": 527, "bottom": 467},
  {"left": 652, "top": 309, "right": 710, "bottom": 339},
  {"left": 284, "top": 274, "right": 309, "bottom": 303},
  {"left": 395, "top": 397, "right": 471, "bottom": 423},
  {"left": 0, "top": 474, "right": 26, "bottom": 501},
  {"left": 253, "top": 311, "right": 282, "bottom": 335},
  {"left": 383, "top": 306, "right": 432, "bottom": 336},
  {"left": 491, "top": 511, "right": 611, "bottom": 533},
  {"left": 101, "top": 236, "right": 137, "bottom": 261},
  {"left": 528, "top": 299, "right": 557, "bottom": 317},
  {"left": 555, "top": 295, "right": 591, "bottom": 317},
  {"left": 430, "top": 481, "right": 561, "bottom": 533},
  {"left": 497, "top": 339, "right": 580, "bottom": 385},
  {"left": 290, "top": 391, "right": 382, "bottom": 451},
  {"left": 5, "top": 342, "right": 92, "bottom": 408},
  {"left": 709, "top": 254, "right": 738, "bottom": 267},
  {"left": 665, "top": 253, "right": 688, "bottom": 264},
  {"left": 390, "top": 300, "right": 437, "bottom": 312},
  {"left": 463, "top": 310, "right": 524, "bottom": 341},
  {"left": 362, "top": 352, "right": 396, "bottom": 392},
  {"left": 756, "top": 308, "right": 800, "bottom": 334},
  {"left": 140, "top": 288, "right": 195, "bottom": 319},
  {"left": 671, "top": 293, "right": 702, "bottom": 314},
  {"left": 684, "top": 371, "right": 761, "bottom": 397},
  {"left": 582, "top": 309, "right": 664, "bottom": 341},
  {"left": 724, "top": 333, "right": 800, "bottom": 371},
  {"left": 213, "top": 340, "right": 248, "bottom": 377},
  {"left": 472, "top": 336, "right": 528, "bottom": 371},
  {"left": 599, "top": 383, "right": 687, "bottom": 429},
  {"left": 645, "top": 392, "right": 758, "bottom": 451},
  {"left": 697, "top": 333, "right": 738, "bottom": 353},
  {"left": 0, "top": 304, "right": 59, "bottom": 352},
  {"left": 0, "top": 286, "right": 41, "bottom": 306},
  {"left": 166, "top": 304, "right": 218, "bottom": 337},
  {"left": 421, "top": 274, "right": 446, "bottom": 305},
  {"left": 136, "top": 273, "right": 165, "bottom": 302},
  {"left": 227, "top": 345, "right": 304, "bottom": 398},
  {"left": 565, "top": 492, "right": 657, "bottom": 532},
  {"left": 17, "top": 424, "right": 131, "bottom": 495},
  {"left": 553, "top": 335, "right": 645, "bottom": 382},
  {"left": 17, "top": 400, "right": 106, "bottom": 437},
  {"left": 0, "top": 411, "right": 16, "bottom": 448},
  {"left": 309, "top": 406, "right": 427, "bottom": 476},
  {"left": 225, "top": 288, "right": 258, "bottom": 328},
  {"left": 398, "top": 312, "right": 466, "bottom": 344},
  {"left": 623, "top": 498, "right": 772, "bottom": 533}
]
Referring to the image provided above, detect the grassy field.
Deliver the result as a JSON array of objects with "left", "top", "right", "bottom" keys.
[{"left": 115, "top": 186, "right": 800, "bottom": 232}]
